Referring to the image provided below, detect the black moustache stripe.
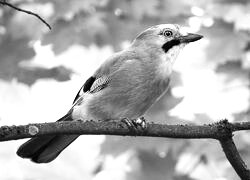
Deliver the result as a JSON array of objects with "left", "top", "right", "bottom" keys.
[{"left": 161, "top": 39, "right": 180, "bottom": 53}]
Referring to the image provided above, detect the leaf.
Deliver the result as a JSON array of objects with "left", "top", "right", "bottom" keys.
[
  {"left": 127, "top": 150, "right": 195, "bottom": 180},
  {"left": 215, "top": 60, "right": 249, "bottom": 83},
  {"left": 193, "top": 113, "right": 214, "bottom": 124},
  {"left": 184, "top": 139, "right": 225, "bottom": 163},
  {"left": 219, "top": 0, "right": 249, "bottom": 4},
  {"left": 207, "top": 2, "right": 250, "bottom": 31},
  {"left": 0, "top": 35, "right": 35, "bottom": 81},
  {"left": 159, "top": 0, "right": 194, "bottom": 18},
  {"left": 16, "top": 66, "right": 73, "bottom": 86},
  {"left": 35, "top": 0, "right": 107, "bottom": 20},
  {"left": 134, "top": 150, "right": 177, "bottom": 180},
  {"left": 244, "top": 41, "right": 250, "bottom": 52},
  {"left": 42, "top": 12, "right": 107, "bottom": 54},
  {"left": 130, "top": 0, "right": 159, "bottom": 20},
  {"left": 145, "top": 90, "right": 184, "bottom": 124},
  {"left": 100, "top": 136, "right": 188, "bottom": 158},
  {"left": 201, "top": 19, "right": 247, "bottom": 64}
]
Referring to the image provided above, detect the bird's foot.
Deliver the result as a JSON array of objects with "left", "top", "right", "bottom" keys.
[
  {"left": 121, "top": 117, "right": 147, "bottom": 131},
  {"left": 135, "top": 117, "right": 147, "bottom": 129}
]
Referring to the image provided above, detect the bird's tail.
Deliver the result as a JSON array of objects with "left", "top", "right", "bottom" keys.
[{"left": 16, "top": 113, "right": 79, "bottom": 163}]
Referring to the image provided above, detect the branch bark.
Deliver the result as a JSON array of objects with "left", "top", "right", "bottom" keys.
[
  {"left": 0, "top": 119, "right": 250, "bottom": 180},
  {"left": 0, "top": 119, "right": 236, "bottom": 141},
  {"left": 220, "top": 137, "right": 250, "bottom": 180}
]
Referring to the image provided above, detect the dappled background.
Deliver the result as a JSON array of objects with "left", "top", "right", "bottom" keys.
[{"left": 0, "top": 0, "right": 250, "bottom": 179}]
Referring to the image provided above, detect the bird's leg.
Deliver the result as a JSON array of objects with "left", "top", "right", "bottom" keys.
[{"left": 121, "top": 117, "right": 147, "bottom": 131}]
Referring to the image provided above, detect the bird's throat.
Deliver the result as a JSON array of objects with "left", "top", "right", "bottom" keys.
[{"left": 157, "top": 44, "right": 185, "bottom": 78}]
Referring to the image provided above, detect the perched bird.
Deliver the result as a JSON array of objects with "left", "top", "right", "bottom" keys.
[{"left": 17, "top": 24, "right": 203, "bottom": 163}]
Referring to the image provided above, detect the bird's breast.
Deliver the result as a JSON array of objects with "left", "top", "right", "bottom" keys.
[
  {"left": 157, "top": 44, "right": 185, "bottom": 78},
  {"left": 157, "top": 57, "right": 173, "bottom": 78}
]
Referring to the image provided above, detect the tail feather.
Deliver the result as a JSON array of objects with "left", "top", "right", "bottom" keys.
[
  {"left": 17, "top": 136, "right": 55, "bottom": 158},
  {"left": 30, "top": 135, "right": 79, "bottom": 163},
  {"left": 17, "top": 112, "right": 79, "bottom": 163}
]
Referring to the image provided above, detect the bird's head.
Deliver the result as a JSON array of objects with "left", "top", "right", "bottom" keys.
[
  {"left": 131, "top": 24, "right": 203, "bottom": 76},
  {"left": 132, "top": 24, "right": 203, "bottom": 58}
]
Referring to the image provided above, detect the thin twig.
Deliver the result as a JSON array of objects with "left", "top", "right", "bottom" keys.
[{"left": 0, "top": 1, "right": 51, "bottom": 30}]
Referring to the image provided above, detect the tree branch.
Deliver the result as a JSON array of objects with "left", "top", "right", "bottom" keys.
[
  {"left": 220, "top": 137, "right": 250, "bottom": 180},
  {"left": 0, "top": 119, "right": 235, "bottom": 141},
  {"left": 0, "top": 119, "right": 250, "bottom": 179},
  {"left": 232, "top": 121, "right": 250, "bottom": 131},
  {"left": 0, "top": 0, "right": 51, "bottom": 30}
]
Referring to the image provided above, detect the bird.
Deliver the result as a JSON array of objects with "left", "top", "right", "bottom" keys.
[{"left": 17, "top": 24, "right": 203, "bottom": 163}]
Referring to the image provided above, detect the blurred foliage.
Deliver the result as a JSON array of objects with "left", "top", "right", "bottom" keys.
[
  {"left": 0, "top": 0, "right": 250, "bottom": 180},
  {"left": 127, "top": 150, "right": 195, "bottom": 180},
  {"left": 0, "top": 0, "right": 249, "bottom": 84}
]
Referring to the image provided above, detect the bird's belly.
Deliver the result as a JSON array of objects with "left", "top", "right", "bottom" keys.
[
  {"left": 72, "top": 78, "right": 170, "bottom": 121},
  {"left": 92, "top": 79, "right": 169, "bottom": 120},
  {"left": 71, "top": 93, "right": 95, "bottom": 121}
]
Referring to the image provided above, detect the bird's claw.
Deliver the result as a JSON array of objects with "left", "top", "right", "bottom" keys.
[
  {"left": 135, "top": 117, "right": 147, "bottom": 129},
  {"left": 121, "top": 117, "right": 147, "bottom": 131}
]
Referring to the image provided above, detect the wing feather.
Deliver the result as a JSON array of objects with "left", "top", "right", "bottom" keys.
[
  {"left": 90, "top": 76, "right": 110, "bottom": 93},
  {"left": 73, "top": 51, "right": 136, "bottom": 104},
  {"left": 73, "top": 75, "right": 110, "bottom": 104}
]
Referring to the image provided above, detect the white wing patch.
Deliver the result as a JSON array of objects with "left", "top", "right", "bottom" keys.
[
  {"left": 73, "top": 75, "right": 110, "bottom": 105},
  {"left": 89, "top": 76, "right": 110, "bottom": 93}
]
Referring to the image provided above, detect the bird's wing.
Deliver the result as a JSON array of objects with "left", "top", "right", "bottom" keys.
[
  {"left": 73, "top": 75, "right": 110, "bottom": 104},
  {"left": 72, "top": 52, "right": 137, "bottom": 104}
]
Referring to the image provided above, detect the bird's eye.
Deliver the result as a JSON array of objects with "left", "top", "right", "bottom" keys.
[{"left": 163, "top": 30, "right": 173, "bottom": 37}]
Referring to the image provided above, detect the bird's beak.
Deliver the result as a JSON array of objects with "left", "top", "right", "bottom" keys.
[{"left": 179, "top": 33, "right": 203, "bottom": 43}]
